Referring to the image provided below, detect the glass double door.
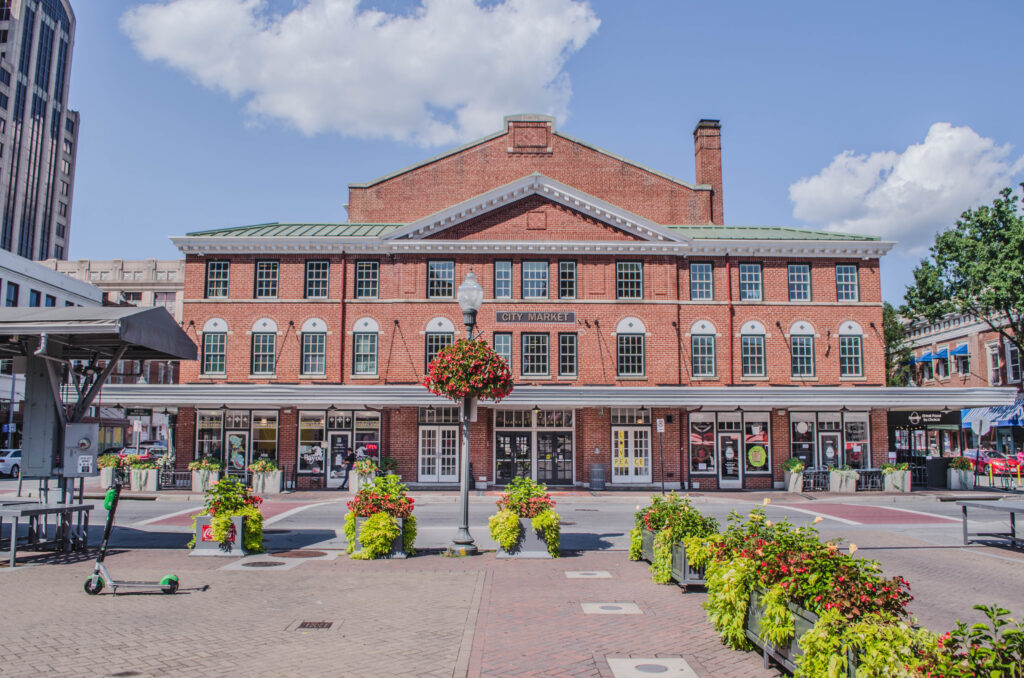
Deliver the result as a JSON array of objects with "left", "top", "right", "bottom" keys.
[
  {"left": 419, "top": 426, "right": 459, "bottom": 483},
  {"left": 612, "top": 427, "right": 651, "bottom": 483},
  {"left": 496, "top": 432, "right": 531, "bottom": 484},
  {"left": 496, "top": 431, "right": 574, "bottom": 485}
]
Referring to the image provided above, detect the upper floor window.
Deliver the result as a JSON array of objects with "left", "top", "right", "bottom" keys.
[
  {"left": 205, "top": 260, "right": 229, "bottom": 298},
  {"left": 200, "top": 318, "right": 227, "bottom": 375},
  {"left": 690, "top": 262, "right": 713, "bottom": 301},
  {"left": 558, "top": 332, "right": 577, "bottom": 377},
  {"left": 616, "top": 261, "right": 643, "bottom": 299},
  {"left": 250, "top": 318, "right": 278, "bottom": 376},
  {"left": 690, "top": 320, "right": 716, "bottom": 378},
  {"left": 493, "top": 332, "right": 512, "bottom": 369},
  {"left": 44, "top": 294, "right": 55, "bottom": 307},
  {"left": 301, "top": 318, "right": 329, "bottom": 376},
  {"left": 521, "top": 333, "right": 550, "bottom": 376},
  {"left": 836, "top": 264, "right": 859, "bottom": 301},
  {"left": 740, "top": 320, "right": 766, "bottom": 377},
  {"left": 254, "top": 260, "right": 278, "bottom": 298},
  {"left": 425, "top": 317, "right": 455, "bottom": 369},
  {"left": 954, "top": 344, "right": 970, "bottom": 374},
  {"left": 427, "top": 261, "right": 454, "bottom": 298},
  {"left": 304, "top": 260, "right": 329, "bottom": 299},
  {"left": 1007, "top": 342, "right": 1022, "bottom": 384},
  {"left": 738, "top": 263, "right": 762, "bottom": 301},
  {"left": 615, "top": 317, "right": 646, "bottom": 377},
  {"left": 790, "top": 335, "right": 814, "bottom": 378},
  {"left": 350, "top": 317, "right": 378, "bottom": 376},
  {"left": 522, "top": 261, "right": 548, "bottom": 299},
  {"left": 355, "top": 260, "right": 379, "bottom": 298},
  {"left": 987, "top": 344, "right": 1002, "bottom": 385},
  {"left": 28, "top": 289, "right": 40, "bottom": 307},
  {"left": 838, "top": 321, "right": 863, "bottom": 377},
  {"left": 788, "top": 264, "right": 811, "bottom": 301},
  {"left": 494, "top": 260, "right": 512, "bottom": 299},
  {"left": 558, "top": 261, "right": 576, "bottom": 299}
]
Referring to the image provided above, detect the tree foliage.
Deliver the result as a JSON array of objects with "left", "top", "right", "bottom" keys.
[
  {"left": 902, "top": 184, "right": 1024, "bottom": 363},
  {"left": 882, "top": 302, "right": 913, "bottom": 386}
]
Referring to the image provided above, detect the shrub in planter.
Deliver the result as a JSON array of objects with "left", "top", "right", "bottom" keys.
[
  {"left": 488, "top": 477, "right": 559, "bottom": 557},
  {"left": 948, "top": 456, "right": 976, "bottom": 490},
  {"left": 188, "top": 456, "right": 222, "bottom": 492},
  {"left": 352, "top": 458, "right": 378, "bottom": 492},
  {"left": 249, "top": 459, "right": 282, "bottom": 495},
  {"left": 343, "top": 474, "right": 416, "bottom": 559},
  {"left": 188, "top": 476, "right": 264, "bottom": 553},
  {"left": 380, "top": 457, "right": 398, "bottom": 475},
  {"left": 882, "top": 462, "right": 911, "bottom": 492},
  {"left": 97, "top": 453, "right": 121, "bottom": 487},
  {"left": 125, "top": 455, "right": 159, "bottom": 491},
  {"left": 782, "top": 457, "right": 805, "bottom": 493},
  {"left": 628, "top": 493, "right": 718, "bottom": 584},
  {"left": 828, "top": 465, "right": 860, "bottom": 493}
]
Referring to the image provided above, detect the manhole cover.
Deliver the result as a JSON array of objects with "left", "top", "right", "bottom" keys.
[
  {"left": 241, "top": 561, "right": 286, "bottom": 568},
  {"left": 297, "top": 621, "right": 333, "bottom": 630},
  {"left": 272, "top": 550, "right": 328, "bottom": 559},
  {"left": 636, "top": 665, "right": 669, "bottom": 674}
]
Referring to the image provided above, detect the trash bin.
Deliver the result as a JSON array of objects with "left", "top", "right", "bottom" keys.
[
  {"left": 589, "top": 464, "right": 606, "bottom": 491},
  {"left": 926, "top": 457, "right": 951, "bottom": 489}
]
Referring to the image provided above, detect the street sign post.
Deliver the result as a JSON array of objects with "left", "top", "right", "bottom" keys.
[{"left": 656, "top": 418, "right": 666, "bottom": 495}]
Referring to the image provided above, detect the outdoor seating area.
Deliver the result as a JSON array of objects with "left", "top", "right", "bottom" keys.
[{"left": 0, "top": 498, "right": 93, "bottom": 567}]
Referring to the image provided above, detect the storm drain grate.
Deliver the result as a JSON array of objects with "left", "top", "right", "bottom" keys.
[
  {"left": 241, "top": 561, "right": 286, "bottom": 568},
  {"left": 272, "top": 550, "right": 328, "bottom": 559},
  {"left": 297, "top": 621, "right": 333, "bottom": 630}
]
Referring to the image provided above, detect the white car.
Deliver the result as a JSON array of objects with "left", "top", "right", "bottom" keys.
[{"left": 0, "top": 449, "right": 21, "bottom": 478}]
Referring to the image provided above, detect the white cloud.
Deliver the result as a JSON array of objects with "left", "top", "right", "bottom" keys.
[
  {"left": 121, "top": 0, "right": 599, "bottom": 146},
  {"left": 789, "top": 123, "right": 1024, "bottom": 252}
]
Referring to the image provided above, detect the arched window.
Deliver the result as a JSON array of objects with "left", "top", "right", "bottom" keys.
[
  {"left": 838, "top": 321, "right": 863, "bottom": 377},
  {"left": 740, "top": 320, "right": 766, "bottom": 377},
  {"left": 251, "top": 318, "right": 278, "bottom": 376},
  {"left": 690, "top": 320, "right": 717, "bottom": 378},
  {"left": 201, "top": 318, "right": 227, "bottom": 375},
  {"left": 352, "top": 317, "right": 379, "bottom": 376},
  {"left": 425, "top": 317, "right": 456, "bottom": 370},
  {"left": 616, "top": 317, "right": 646, "bottom": 377},
  {"left": 300, "top": 318, "right": 328, "bottom": 376},
  {"left": 789, "top": 321, "right": 815, "bottom": 378}
]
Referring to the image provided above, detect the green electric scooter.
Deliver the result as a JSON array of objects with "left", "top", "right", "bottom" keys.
[{"left": 84, "top": 471, "right": 179, "bottom": 595}]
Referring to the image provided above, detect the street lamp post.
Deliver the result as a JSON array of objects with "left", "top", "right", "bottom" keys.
[{"left": 450, "top": 271, "right": 483, "bottom": 555}]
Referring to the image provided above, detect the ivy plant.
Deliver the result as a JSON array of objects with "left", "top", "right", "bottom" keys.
[
  {"left": 488, "top": 509, "right": 521, "bottom": 552},
  {"left": 531, "top": 509, "right": 560, "bottom": 558}
]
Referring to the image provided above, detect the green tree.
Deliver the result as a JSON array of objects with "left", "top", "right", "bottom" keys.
[
  {"left": 902, "top": 184, "right": 1024, "bottom": 369},
  {"left": 883, "top": 302, "right": 913, "bottom": 386}
]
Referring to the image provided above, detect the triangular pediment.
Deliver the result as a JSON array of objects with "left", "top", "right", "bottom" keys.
[{"left": 382, "top": 174, "right": 689, "bottom": 243}]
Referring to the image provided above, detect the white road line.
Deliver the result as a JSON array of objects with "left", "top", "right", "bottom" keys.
[
  {"left": 776, "top": 504, "right": 861, "bottom": 526},
  {"left": 133, "top": 506, "right": 198, "bottom": 526},
  {"left": 870, "top": 505, "right": 960, "bottom": 522},
  {"left": 264, "top": 501, "right": 338, "bottom": 526}
]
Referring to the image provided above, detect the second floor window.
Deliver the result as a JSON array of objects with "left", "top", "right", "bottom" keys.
[
  {"left": 1008, "top": 343, "right": 1022, "bottom": 383},
  {"left": 355, "top": 261, "right": 379, "bottom": 298},
  {"left": 254, "top": 261, "right": 279, "bottom": 298},
  {"left": 205, "top": 261, "right": 229, "bottom": 298},
  {"left": 558, "top": 333, "right": 577, "bottom": 377},
  {"left": 425, "top": 332, "right": 453, "bottom": 368},
  {"left": 690, "top": 262, "right": 713, "bottom": 300},
  {"left": 352, "top": 332, "right": 377, "bottom": 375},
  {"left": 616, "top": 261, "right": 643, "bottom": 299},
  {"left": 494, "top": 260, "right": 512, "bottom": 299},
  {"left": 617, "top": 334, "right": 645, "bottom": 376},
  {"left": 558, "top": 261, "right": 576, "bottom": 299},
  {"left": 302, "top": 333, "right": 327, "bottom": 375},
  {"left": 5, "top": 282, "right": 18, "bottom": 307},
  {"left": 28, "top": 289, "right": 40, "bottom": 307},
  {"left": 739, "top": 263, "right": 762, "bottom": 301},
  {"left": 839, "top": 336, "right": 863, "bottom": 377},
  {"left": 521, "top": 333, "right": 549, "bottom": 376},
  {"left": 201, "top": 333, "right": 226, "bottom": 374},
  {"left": 741, "top": 335, "right": 765, "bottom": 377},
  {"left": 791, "top": 335, "right": 815, "bottom": 377},
  {"left": 251, "top": 333, "right": 276, "bottom": 375},
  {"left": 836, "top": 264, "right": 859, "bottom": 301},
  {"left": 522, "top": 261, "right": 548, "bottom": 299},
  {"left": 427, "top": 261, "right": 454, "bottom": 298},
  {"left": 691, "top": 334, "right": 716, "bottom": 377},
  {"left": 788, "top": 264, "right": 811, "bottom": 301},
  {"left": 493, "top": 332, "right": 512, "bottom": 368},
  {"left": 305, "top": 260, "right": 329, "bottom": 298}
]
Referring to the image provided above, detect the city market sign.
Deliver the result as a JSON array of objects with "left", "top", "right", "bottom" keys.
[{"left": 496, "top": 311, "right": 575, "bottom": 324}]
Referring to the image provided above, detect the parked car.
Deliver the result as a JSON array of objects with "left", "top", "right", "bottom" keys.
[
  {"left": 0, "top": 449, "right": 21, "bottom": 478},
  {"left": 962, "top": 449, "right": 1021, "bottom": 475},
  {"left": 115, "top": 445, "right": 168, "bottom": 463}
]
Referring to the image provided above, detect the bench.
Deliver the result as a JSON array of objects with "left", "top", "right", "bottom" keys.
[
  {"left": 957, "top": 500, "right": 1024, "bottom": 548},
  {"left": 0, "top": 502, "right": 94, "bottom": 568}
]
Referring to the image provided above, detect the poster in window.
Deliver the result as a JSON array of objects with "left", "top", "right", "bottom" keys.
[
  {"left": 689, "top": 421, "right": 715, "bottom": 472},
  {"left": 298, "top": 444, "right": 325, "bottom": 474}
]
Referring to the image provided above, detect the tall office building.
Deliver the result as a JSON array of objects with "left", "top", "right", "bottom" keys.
[{"left": 0, "top": 0, "right": 78, "bottom": 261}]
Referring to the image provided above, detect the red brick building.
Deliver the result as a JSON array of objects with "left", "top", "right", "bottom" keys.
[{"left": 105, "top": 115, "right": 1012, "bottom": 490}]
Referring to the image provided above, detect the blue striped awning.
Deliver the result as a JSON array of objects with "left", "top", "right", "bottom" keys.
[
  {"left": 951, "top": 343, "right": 969, "bottom": 356},
  {"left": 934, "top": 348, "right": 949, "bottom": 359},
  {"left": 962, "top": 397, "right": 1024, "bottom": 431},
  {"left": 916, "top": 352, "right": 934, "bottom": 363}
]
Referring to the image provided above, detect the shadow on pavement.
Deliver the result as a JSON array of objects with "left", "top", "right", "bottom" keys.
[{"left": 561, "top": 532, "right": 623, "bottom": 550}]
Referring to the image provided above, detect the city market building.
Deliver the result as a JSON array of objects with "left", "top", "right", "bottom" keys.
[{"left": 103, "top": 116, "right": 1016, "bottom": 491}]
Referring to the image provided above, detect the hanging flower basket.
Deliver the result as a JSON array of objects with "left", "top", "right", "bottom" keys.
[{"left": 423, "top": 339, "right": 514, "bottom": 402}]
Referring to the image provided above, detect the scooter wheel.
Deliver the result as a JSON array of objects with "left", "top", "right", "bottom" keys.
[
  {"left": 160, "top": 575, "right": 179, "bottom": 594},
  {"left": 84, "top": 577, "right": 104, "bottom": 595}
]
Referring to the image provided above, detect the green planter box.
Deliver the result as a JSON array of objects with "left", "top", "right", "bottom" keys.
[
  {"left": 354, "top": 516, "right": 407, "bottom": 559},
  {"left": 669, "top": 541, "right": 705, "bottom": 590},
  {"left": 745, "top": 587, "right": 820, "bottom": 673},
  {"left": 640, "top": 527, "right": 656, "bottom": 562},
  {"left": 496, "top": 518, "right": 552, "bottom": 559}
]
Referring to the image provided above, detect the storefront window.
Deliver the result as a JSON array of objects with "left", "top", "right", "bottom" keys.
[
  {"left": 251, "top": 411, "right": 278, "bottom": 463},
  {"left": 790, "top": 414, "right": 815, "bottom": 468},
  {"left": 689, "top": 414, "right": 715, "bottom": 473},
  {"left": 354, "top": 412, "right": 381, "bottom": 460},
  {"left": 298, "top": 413, "right": 326, "bottom": 474},
  {"left": 843, "top": 414, "right": 870, "bottom": 468},
  {"left": 196, "top": 410, "right": 223, "bottom": 460},
  {"left": 744, "top": 413, "right": 771, "bottom": 474}
]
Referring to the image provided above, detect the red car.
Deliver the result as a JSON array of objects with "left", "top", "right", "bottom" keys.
[
  {"left": 115, "top": 445, "right": 168, "bottom": 463},
  {"left": 962, "top": 449, "right": 1022, "bottom": 475}
]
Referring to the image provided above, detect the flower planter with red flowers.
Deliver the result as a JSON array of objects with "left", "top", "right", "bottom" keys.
[{"left": 343, "top": 474, "right": 417, "bottom": 560}]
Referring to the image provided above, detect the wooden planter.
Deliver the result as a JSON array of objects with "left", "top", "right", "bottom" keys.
[
  {"left": 883, "top": 470, "right": 911, "bottom": 493},
  {"left": 669, "top": 541, "right": 705, "bottom": 590},
  {"left": 639, "top": 527, "right": 656, "bottom": 562},
  {"left": 192, "top": 515, "right": 250, "bottom": 556},
  {"left": 191, "top": 470, "right": 220, "bottom": 493},
  {"left": 129, "top": 468, "right": 158, "bottom": 492},
  {"left": 785, "top": 471, "right": 803, "bottom": 493},
  {"left": 354, "top": 516, "right": 407, "bottom": 559},
  {"left": 252, "top": 471, "right": 283, "bottom": 495},
  {"left": 497, "top": 518, "right": 552, "bottom": 559},
  {"left": 947, "top": 468, "right": 975, "bottom": 490},
  {"left": 829, "top": 471, "right": 859, "bottom": 493},
  {"left": 745, "top": 587, "right": 820, "bottom": 673}
]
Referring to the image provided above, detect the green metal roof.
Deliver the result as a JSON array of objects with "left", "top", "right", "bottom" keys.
[
  {"left": 187, "top": 222, "right": 878, "bottom": 242},
  {"left": 666, "top": 225, "right": 880, "bottom": 241}
]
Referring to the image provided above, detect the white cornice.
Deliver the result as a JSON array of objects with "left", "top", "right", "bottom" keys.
[
  {"left": 687, "top": 240, "right": 895, "bottom": 259},
  {"left": 382, "top": 174, "right": 689, "bottom": 244}
]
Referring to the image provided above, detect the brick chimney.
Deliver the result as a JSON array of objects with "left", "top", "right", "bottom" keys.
[{"left": 693, "top": 119, "right": 723, "bottom": 224}]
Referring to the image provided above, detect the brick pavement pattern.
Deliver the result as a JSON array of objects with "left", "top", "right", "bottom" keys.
[{"left": 0, "top": 549, "right": 779, "bottom": 678}]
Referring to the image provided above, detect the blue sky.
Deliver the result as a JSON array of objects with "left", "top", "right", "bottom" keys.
[{"left": 68, "top": 0, "right": 1024, "bottom": 304}]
